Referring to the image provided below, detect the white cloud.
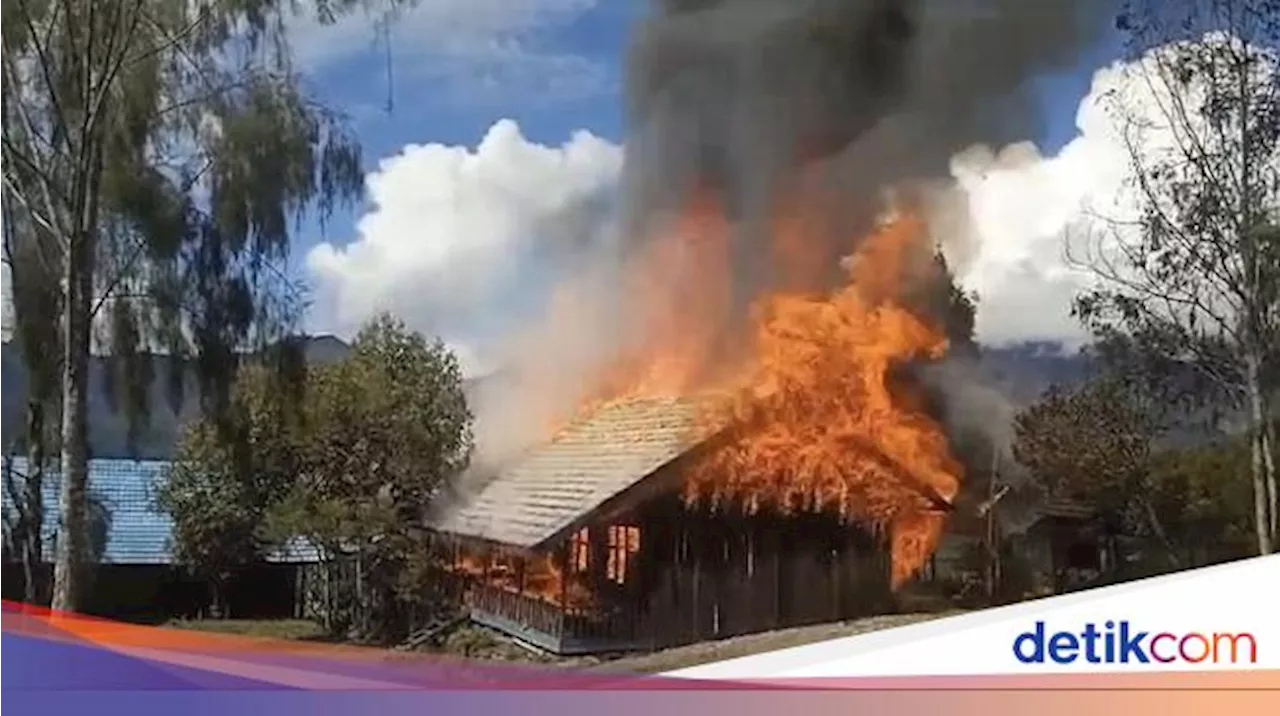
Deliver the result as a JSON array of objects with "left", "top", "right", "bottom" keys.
[
  {"left": 305, "top": 118, "right": 623, "bottom": 373},
  {"left": 309, "top": 30, "right": 1280, "bottom": 374},
  {"left": 287, "top": 0, "right": 608, "bottom": 104},
  {"left": 941, "top": 31, "right": 1278, "bottom": 348},
  {"left": 941, "top": 132, "right": 1116, "bottom": 348},
  {"left": 300, "top": 41, "right": 1154, "bottom": 370}
]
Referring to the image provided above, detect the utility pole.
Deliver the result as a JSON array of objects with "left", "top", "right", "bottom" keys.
[
  {"left": 986, "top": 450, "right": 997, "bottom": 601},
  {"left": 981, "top": 449, "right": 1010, "bottom": 603}
]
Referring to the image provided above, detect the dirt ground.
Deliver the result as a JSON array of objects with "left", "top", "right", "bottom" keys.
[
  {"left": 564, "top": 612, "right": 958, "bottom": 674},
  {"left": 163, "top": 618, "right": 331, "bottom": 641},
  {"left": 165, "top": 611, "right": 959, "bottom": 675}
]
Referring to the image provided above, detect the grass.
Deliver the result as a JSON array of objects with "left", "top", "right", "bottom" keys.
[
  {"left": 157, "top": 611, "right": 961, "bottom": 673},
  {"left": 162, "top": 618, "right": 330, "bottom": 641}
]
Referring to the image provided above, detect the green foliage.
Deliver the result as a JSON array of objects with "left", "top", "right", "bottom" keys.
[
  {"left": 934, "top": 251, "right": 979, "bottom": 353},
  {"left": 97, "top": 7, "right": 368, "bottom": 426},
  {"left": 1072, "top": 0, "right": 1280, "bottom": 555},
  {"left": 2, "top": 0, "right": 378, "bottom": 424},
  {"left": 160, "top": 314, "right": 473, "bottom": 633},
  {"left": 1148, "top": 438, "right": 1256, "bottom": 559},
  {"left": 1074, "top": 8, "right": 1280, "bottom": 389},
  {"left": 1014, "top": 374, "right": 1264, "bottom": 565},
  {"left": 160, "top": 425, "right": 260, "bottom": 578},
  {"left": 899, "top": 249, "right": 978, "bottom": 352},
  {"left": 273, "top": 314, "right": 473, "bottom": 636},
  {"left": 1081, "top": 330, "right": 1233, "bottom": 432},
  {"left": 1, "top": 0, "right": 407, "bottom": 609},
  {"left": 156, "top": 363, "right": 299, "bottom": 600},
  {"left": 1013, "top": 377, "right": 1157, "bottom": 527}
]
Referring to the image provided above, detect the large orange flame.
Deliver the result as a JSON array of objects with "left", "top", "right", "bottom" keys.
[
  {"left": 447, "top": 546, "right": 596, "bottom": 609},
  {"left": 543, "top": 190, "right": 962, "bottom": 589},
  {"left": 683, "top": 213, "right": 962, "bottom": 587},
  {"left": 592, "top": 190, "right": 734, "bottom": 404}
]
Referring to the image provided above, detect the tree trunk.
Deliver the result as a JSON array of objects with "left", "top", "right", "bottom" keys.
[
  {"left": 323, "top": 556, "right": 335, "bottom": 632},
  {"left": 209, "top": 576, "right": 228, "bottom": 619},
  {"left": 50, "top": 228, "right": 94, "bottom": 613},
  {"left": 355, "top": 551, "right": 366, "bottom": 638},
  {"left": 1244, "top": 353, "right": 1274, "bottom": 555},
  {"left": 1138, "top": 496, "right": 1181, "bottom": 568},
  {"left": 1261, "top": 413, "right": 1277, "bottom": 545},
  {"left": 22, "top": 401, "right": 47, "bottom": 604}
]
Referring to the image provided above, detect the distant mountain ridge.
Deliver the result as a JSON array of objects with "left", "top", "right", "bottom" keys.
[
  {"left": 1, "top": 338, "right": 1093, "bottom": 461},
  {"left": 971, "top": 341, "right": 1094, "bottom": 401},
  {"left": 1, "top": 335, "right": 355, "bottom": 460}
]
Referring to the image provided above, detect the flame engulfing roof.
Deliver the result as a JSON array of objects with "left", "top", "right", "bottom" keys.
[{"left": 427, "top": 396, "right": 709, "bottom": 549}]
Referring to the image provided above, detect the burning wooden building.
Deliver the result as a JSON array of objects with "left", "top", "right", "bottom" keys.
[{"left": 425, "top": 394, "right": 951, "bottom": 655}]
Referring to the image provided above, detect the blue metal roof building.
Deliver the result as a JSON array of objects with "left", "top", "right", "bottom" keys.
[{"left": 1, "top": 458, "right": 320, "bottom": 565}]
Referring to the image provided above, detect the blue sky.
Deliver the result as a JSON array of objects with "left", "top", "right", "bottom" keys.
[
  {"left": 319, "top": 3, "right": 635, "bottom": 152},
  {"left": 284, "top": 1, "right": 1128, "bottom": 360},
  {"left": 1034, "top": 24, "right": 1125, "bottom": 154},
  {"left": 296, "top": 1, "right": 1119, "bottom": 248},
  {"left": 296, "top": 2, "right": 639, "bottom": 250}
]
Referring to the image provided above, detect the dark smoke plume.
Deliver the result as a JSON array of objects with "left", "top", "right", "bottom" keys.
[
  {"left": 622, "top": 0, "right": 1117, "bottom": 307},
  {"left": 618, "top": 0, "right": 1118, "bottom": 521},
  {"left": 463, "top": 0, "right": 1119, "bottom": 482}
]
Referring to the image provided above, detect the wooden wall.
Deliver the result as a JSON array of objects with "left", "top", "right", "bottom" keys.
[
  {"left": 454, "top": 494, "right": 896, "bottom": 655},
  {"left": 618, "top": 496, "right": 894, "bottom": 651}
]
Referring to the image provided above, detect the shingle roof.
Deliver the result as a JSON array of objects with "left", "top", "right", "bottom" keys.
[
  {"left": 427, "top": 396, "right": 708, "bottom": 548},
  {"left": 1036, "top": 498, "right": 1097, "bottom": 521},
  {"left": 1, "top": 457, "right": 320, "bottom": 565}
]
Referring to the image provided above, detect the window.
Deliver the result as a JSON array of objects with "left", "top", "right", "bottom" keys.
[
  {"left": 570, "top": 528, "right": 590, "bottom": 573},
  {"left": 606, "top": 525, "right": 641, "bottom": 584}
]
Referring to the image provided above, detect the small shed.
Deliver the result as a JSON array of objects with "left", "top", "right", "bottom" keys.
[
  {"left": 425, "top": 396, "right": 897, "bottom": 655},
  {"left": 1019, "top": 497, "right": 1109, "bottom": 592}
]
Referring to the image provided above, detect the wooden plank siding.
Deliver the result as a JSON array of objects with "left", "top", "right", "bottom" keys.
[
  {"left": 448, "top": 494, "right": 894, "bottom": 655},
  {"left": 426, "top": 396, "right": 896, "bottom": 655}
]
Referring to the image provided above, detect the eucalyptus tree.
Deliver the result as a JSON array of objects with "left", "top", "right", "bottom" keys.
[
  {"left": 0, "top": 0, "right": 405, "bottom": 610},
  {"left": 1073, "top": 0, "right": 1280, "bottom": 554},
  {"left": 2, "top": 180, "right": 62, "bottom": 603}
]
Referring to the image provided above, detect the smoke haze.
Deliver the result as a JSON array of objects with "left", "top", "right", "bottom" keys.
[
  {"left": 463, "top": 0, "right": 1118, "bottom": 476},
  {"left": 622, "top": 0, "right": 1117, "bottom": 301}
]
